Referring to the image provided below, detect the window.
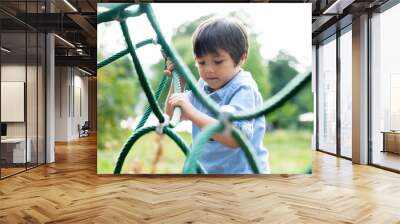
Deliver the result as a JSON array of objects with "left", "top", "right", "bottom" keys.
[
  {"left": 339, "top": 28, "right": 352, "bottom": 158},
  {"left": 0, "top": 1, "right": 47, "bottom": 179},
  {"left": 370, "top": 2, "right": 400, "bottom": 171},
  {"left": 317, "top": 36, "right": 337, "bottom": 154}
]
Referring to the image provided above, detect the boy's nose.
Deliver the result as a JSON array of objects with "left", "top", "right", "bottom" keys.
[{"left": 204, "top": 65, "right": 214, "bottom": 74}]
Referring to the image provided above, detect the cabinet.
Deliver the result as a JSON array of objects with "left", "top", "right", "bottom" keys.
[
  {"left": 382, "top": 132, "right": 400, "bottom": 154},
  {"left": 0, "top": 138, "right": 31, "bottom": 164}
]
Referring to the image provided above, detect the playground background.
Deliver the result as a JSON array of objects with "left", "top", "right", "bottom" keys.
[{"left": 97, "top": 3, "right": 313, "bottom": 174}]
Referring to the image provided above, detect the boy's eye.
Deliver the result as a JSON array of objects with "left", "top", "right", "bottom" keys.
[
  {"left": 214, "top": 60, "right": 224, "bottom": 64},
  {"left": 197, "top": 61, "right": 205, "bottom": 65}
]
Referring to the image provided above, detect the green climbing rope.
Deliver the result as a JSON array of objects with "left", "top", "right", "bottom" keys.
[
  {"left": 97, "top": 3, "right": 312, "bottom": 174},
  {"left": 97, "top": 38, "right": 155, "bottom": 70},
  {"left": 114, "top": 125, "right": 206, "bottom": 174},
  {"left": 182, "top": 123, "right": 261, "bottom": 174},
  {"left": 169, "top": 70, "right": 183, "bottom": 127}
]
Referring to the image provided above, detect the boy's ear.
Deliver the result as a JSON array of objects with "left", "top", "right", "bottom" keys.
[{"left": 239, "top": 53, "right": 247, "bottom": 66}]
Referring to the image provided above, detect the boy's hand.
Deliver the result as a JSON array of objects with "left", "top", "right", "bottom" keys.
[
  {"left": 168, "top": 93, "right": 195, "bottom": 120},
  {"left": 164, "top": 59, "right": 174, "bottom": 77}
]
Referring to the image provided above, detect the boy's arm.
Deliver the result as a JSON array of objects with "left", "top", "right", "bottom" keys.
[
  {"left": 168, "top": 92, "right": 239, "bottom": 148},
  {"left": 186, "top": 107, "right": 240, "bottom": 148},
  {"left": 186, "top": 85, "right": 257, "bottom": 148},
  {"left": 165, "top": 82, "right": 175, "bottom": 119}
]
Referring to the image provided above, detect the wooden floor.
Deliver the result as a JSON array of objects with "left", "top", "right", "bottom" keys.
[
  {"left": 1, "top": 163, "right": 43, "bottom": 178},
  {"left": 1, "top": 134, "right": 400, "bottom": 223},
  {"left": 0, "top": 167, "right": 26, "bottom": 178}
]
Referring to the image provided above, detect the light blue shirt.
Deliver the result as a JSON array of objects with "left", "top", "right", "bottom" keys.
[{"left": 186, "top": 69, "right": 269, "bottom": 174}]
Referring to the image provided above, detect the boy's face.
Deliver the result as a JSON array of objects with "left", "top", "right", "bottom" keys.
[{"left": 195, "top": 49, "right": 244, "bottom": 90}]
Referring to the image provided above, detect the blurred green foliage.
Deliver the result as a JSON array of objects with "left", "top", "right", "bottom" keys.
[
  {"left": 267, "top": 51, "right": 313, "bottom": 130},
  {"left": 97, "top": 55, "right": 141, "bottom": 150}
]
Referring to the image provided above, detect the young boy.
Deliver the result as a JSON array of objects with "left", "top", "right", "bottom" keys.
[{"left": 165, "top": 17, "right": 269, "bottom": 174}]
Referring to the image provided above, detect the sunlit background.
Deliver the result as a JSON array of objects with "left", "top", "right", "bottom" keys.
[{"left": 97, "top": 3, "right": 312, "bottom": 174}]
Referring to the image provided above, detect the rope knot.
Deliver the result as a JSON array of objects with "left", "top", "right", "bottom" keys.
[
  {"left": 218, "top": 105, "right": 235, "bottom": 136},
  {"left": 156, "top": 114, "right": 170, "bottom": 134},
  {"left": 152, "top": 37, "right": 158, "bottom": 45},
  {"left": 116, "top": 10, "right": 126, "bottom": 22}
]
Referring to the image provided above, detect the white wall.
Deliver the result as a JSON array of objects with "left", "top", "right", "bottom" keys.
[
  {"left": 1, "top": 66, "right": 26, "bottom": 127},
  {"left": 55, "top": 66, "right": 68, "bottom": 141},
  {"left": 1, "top": 65, "right": 32, "bottom": 138},
  {"left": 55, "top": 67, "right": 89, "bottom": 141},
  {"left": 1, "top": 82, "right": 25, "bottom": 122}
]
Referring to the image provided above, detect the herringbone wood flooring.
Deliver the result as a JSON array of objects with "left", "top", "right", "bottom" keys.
[{"left": 1, "top": 134, "right": 400, "bottom": 223}]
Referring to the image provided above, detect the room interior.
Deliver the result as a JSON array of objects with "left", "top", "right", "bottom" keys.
[{"left": 0, "top": 0, "right": 399, "bottom": 222}]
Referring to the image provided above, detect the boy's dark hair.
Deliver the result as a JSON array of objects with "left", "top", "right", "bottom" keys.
[{"left": 192, "top": 17, "right": 249, "bottom": 66}]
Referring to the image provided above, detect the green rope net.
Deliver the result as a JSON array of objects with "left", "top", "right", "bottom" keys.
[{"left": 97, "top": 4, "right": 312, "bottom": 174}]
